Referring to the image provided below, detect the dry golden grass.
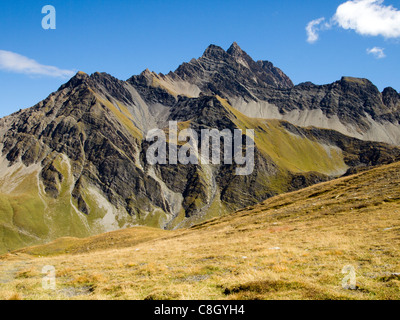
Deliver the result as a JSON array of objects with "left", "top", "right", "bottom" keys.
[
  {"left": 0, "top": 162, "right": 400, "bottom": 300},
  {"left": 6, "top": 292, "right": 23, "bottom": 300}
]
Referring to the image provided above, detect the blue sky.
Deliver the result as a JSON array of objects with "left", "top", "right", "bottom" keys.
[{"left": 0, "top": 0, "right": 400, "bottom": 117}]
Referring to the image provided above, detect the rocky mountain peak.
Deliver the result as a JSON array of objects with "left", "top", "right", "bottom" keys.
[
  {"left": 227, "top": 41, "right": 245, "bottom": 56},
  {"left": 383, "top": 87, "right": 399, "bottom": 95},
  {"left": 141, "top": 68, "right": 153, "bottom": 77},
  {"left": 338, "top": 76, "right": 381, "bottom": 98},
  {"left": 382, "top": 87, "right": 400, "bottom": 110},
  {"left": 58, "top": 71, "right": 90, "bottom": 91},
  {"left": 58, "top": 71, "right": 120, "bottom": 92},
  {"left": 340, "top": 76, "right": 373, "bottom": 86},
  {"left": 127, "top": 68, "right": 156, "bottom": 88},
  {"left": 77, "top": 71, "right": 88, "bottom": 77},
  {"left": 170, "top": 43, "right": 294, "bottom": 98},
  {"left": 201, "top": 44, "right": 228, "bottom": 60},
  {"left": 226, "top": 42, "right": 254, "bottom": 69}
]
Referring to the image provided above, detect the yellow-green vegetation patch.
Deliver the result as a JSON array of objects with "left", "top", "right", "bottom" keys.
[
  {"left": 341, "top": 77, "right": 369, "bottom": 85},
  {"left": 0, "top": 166, "right": 47, "bottom": 253},
  {"left": 136, "top": 207, "right": 170, "bottom": 229},
  {"left": 216, "top": 96, "right": 347, "bottom": 175},
  {"left": 41, "top": 155, "right": 91, "bottom": 240},
  {"left": 0, "top": 153, "right": 113, "bottom": 254},
  {"left": 163, "top": 120, "right": 193, "bottom": 146},
  {"left": 95, "top": 95, "right": 142, "bottom": 140}
]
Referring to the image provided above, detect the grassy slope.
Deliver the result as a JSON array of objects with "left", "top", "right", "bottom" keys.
[
  {"left": 0, "top": 95, "right": 146, "bottom": 254},
  {"left": 1, "top": 161, "right": 399, "bottom": 300},
  {"left": 0, "top": 153, "right": 137, "bottom": 254}
]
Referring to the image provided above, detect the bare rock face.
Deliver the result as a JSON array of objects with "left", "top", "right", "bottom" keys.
[
  {"left": 382, "top": 87, "right": 400, "bottom": 114},
  {"left": 262, "top": 77, "right": 400, "bottom": 132},
  {"left": 169, "top": 43, "right": 294, "bottom": 100},
  {"left": 0, "top": 43, "right": 400, "bottom": 253}
]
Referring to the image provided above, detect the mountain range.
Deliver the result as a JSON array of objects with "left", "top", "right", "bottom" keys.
[{"left": 0, "top": 42, "right": 399, "bottom": 253}]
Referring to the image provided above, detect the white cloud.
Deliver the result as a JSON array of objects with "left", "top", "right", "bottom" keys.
[
  {"left": 367, "top": 46, "right": 386, "bottom": 58},
  {"left": 306, "top": 17, "right": 326, "bottom": 43},
  {"left": 306, "top": 0, "right": 400, "bottom": 43},
  {"left": 334, "top": 0, "right": 400, "bottom": 38},
  {"left": 0, "top": 50, "right": 75, "bottom": 78}
]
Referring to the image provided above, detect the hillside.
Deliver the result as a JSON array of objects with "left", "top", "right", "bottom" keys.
[{"left": 1, "top": 161, "right": 399, "bottom": 300}]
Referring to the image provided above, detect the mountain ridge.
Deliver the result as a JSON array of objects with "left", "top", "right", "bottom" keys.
[{"left": 0, "top": 43, "right": 400, "bottom": 253}]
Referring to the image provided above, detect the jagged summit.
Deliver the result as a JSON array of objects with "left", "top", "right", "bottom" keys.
[
  {"left": 168, "top": 43, "right": 294, "bottom": 99},
  {"left": 92, "top": 43, "right": 399, "bottom": 145},
  {"left": 122, "top": 43, "right": 294, "bottom": 101},
  {"left": 227, "top": 41, "right": 247, "bottom": 58},
  {"left": 60, "top": 44, "right": 399, "bottom": 145},
  {"left": 228, "top": 41, "right": 241, "bottom": 51},
  {"left": 58, "top": 71, "right": 126, "bottom": 98},
  {"left": 140, "top": 68, "right": 152, "bottom": 76},
  {"left": 202, "top": 44, "right": 227, "bottom": 59}
]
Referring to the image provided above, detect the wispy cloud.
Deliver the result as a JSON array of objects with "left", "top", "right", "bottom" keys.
[
  {"left": 367, "top": 47, "right": 386, "bottom": 58},
  {"left": 0, "top": 50, "right": 75, "bottom": 78},
  {"left": 306, "top": 0, "right": 400, "bottom": 43},
  {"left": 306, "top": 18, "right": 327, "bottom": 44}
]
